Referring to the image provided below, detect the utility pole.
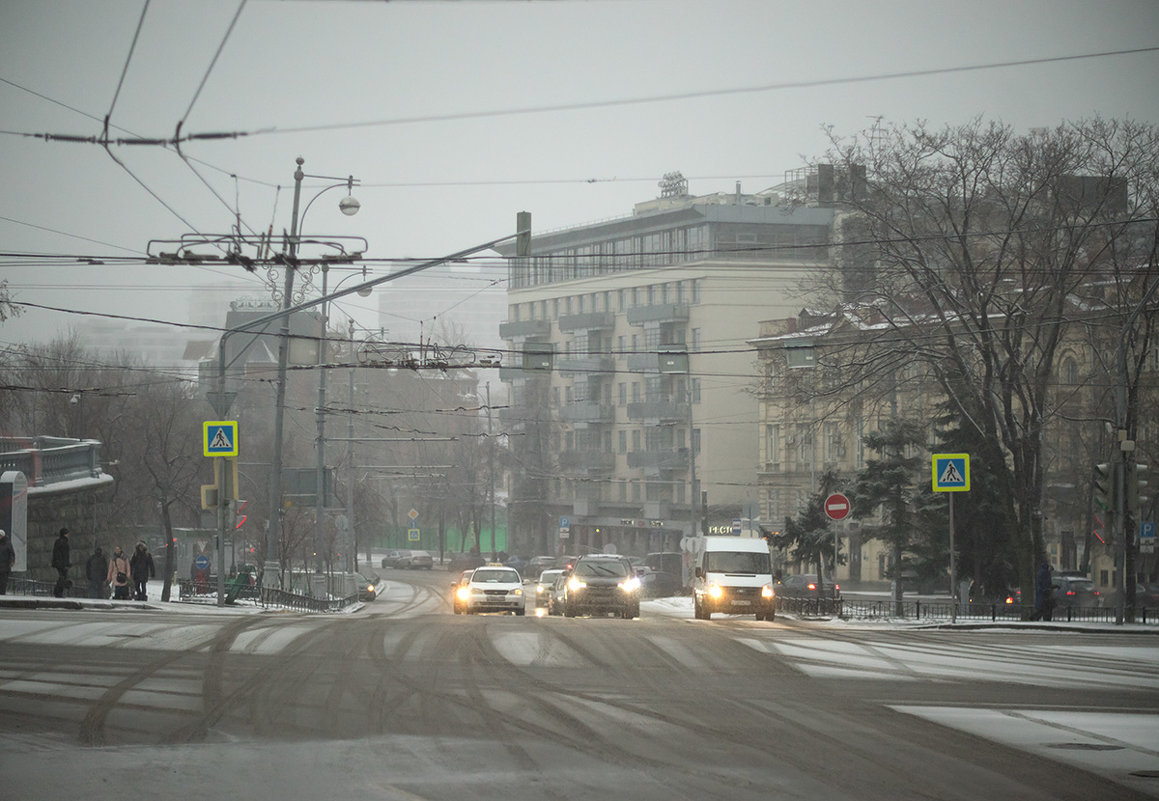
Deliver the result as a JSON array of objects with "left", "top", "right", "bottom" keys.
[
  {"left": 267, "top": 157, "right": 306, "bottom": 586},
  {"left": 487, "top": 381, "right": 496, "bottom": 559}
]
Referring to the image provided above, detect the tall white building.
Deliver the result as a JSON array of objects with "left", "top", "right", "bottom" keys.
[{"left": 497, "top": 173, "right": 847, "bottom": 557}]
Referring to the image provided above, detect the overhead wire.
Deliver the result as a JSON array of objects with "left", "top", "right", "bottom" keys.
[{"left": 5, "top": 46, "right": 1157, "bottom": 147}]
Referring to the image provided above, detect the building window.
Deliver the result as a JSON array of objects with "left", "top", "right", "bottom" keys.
[
  {"left": 617, "top": 335, "right": 626, "bottom": 355},
  {"left": 692, "top": 428, "right": 701, "bottom": 455},
  {"left": 551, "top": 386, "right": 559, "bottom": 406},
  {"left": 631, "top": 429, "right": 641, "bottom": 451},
  {"left": 618, "top": 430, "right": 627, "bottom": 453},
  {"left": 692, "top": 279, "right": 702, "bottom": 303},
  {"left": 631, "top": 382, "right": 641, "bottom": 403},
  {"left": 619, "top": 479, "right": 628, "bottom": 501},
  {"left": 691, "top": 328, "right": 701, "bottom": 352},
  {"left": 631, "top": 480, "right": 641, "bottom": 501},
  {"left": 766, "top": 424, "right": 780, "bottom": 468},
  {"left": 691, "top": 378, "right": 701, "bottom": 403},
  {"left": 1062, "top": 356, "right": 1079, "bottom": 385},
  {"left": 618, "top": 382, "right": 627, "bottom": 405}
]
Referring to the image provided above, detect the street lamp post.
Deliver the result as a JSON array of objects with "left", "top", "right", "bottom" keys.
[
  {"left": 313, "top": 266, "right": 370, "bottom": 585},
  {"left": 270, "top": 157, "right": 359, "bottom": 593}
]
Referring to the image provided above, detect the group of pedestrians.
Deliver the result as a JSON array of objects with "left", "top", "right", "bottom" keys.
[{"left": 53, "top": 528, "right": 155, "bottom": 600}]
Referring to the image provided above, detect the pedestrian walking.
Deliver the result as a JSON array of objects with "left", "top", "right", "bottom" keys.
[
  {"left": 130, "top": 542, "right": 155, "bottom": 601},
  {"left": 0, "top": 529, "right": 15, "bottom": 595},
  {"left": 52, "top": 527, "right": 71, "bottom": 597},
  {"left": 107, "top": 546, "right": 131, "bottom": 600},
  {"left": 85, "top": 546, "right": 109, "bottom": 599},
  {"left": 1031, "top": 558, "right": 1055, "bottom": 621}
]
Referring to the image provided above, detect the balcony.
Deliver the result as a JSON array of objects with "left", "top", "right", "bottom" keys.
[
  {"left": 626, "top": 399, "right": 686, "bottom": 422},
  {"left": 626, "top": 353, "right": 659, "bottom": 372},
  {"left": 626, "top": 303, "right": 689, "bottom": 326},
  {"left": 558, "top": 450, "right": 615, "bottom": 473},
  {"left": 557, "top": 355, "right": 616, "bottom": 376},
  {"left": 627, "top": 448, "right": 689, "bottom": 475},
  {"left": 499, "top": 319, "right": 551, "bottom": 339},
  {"left": 558, "top": 311, "right": 615, "bottom": 332},
  {"left": 559, "top": 403, "right": 614, "bottom": 424}
]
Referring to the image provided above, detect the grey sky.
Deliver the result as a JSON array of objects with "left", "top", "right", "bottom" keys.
[{"left": 2, "top": 0, "right": 1157, "bottom": 350}]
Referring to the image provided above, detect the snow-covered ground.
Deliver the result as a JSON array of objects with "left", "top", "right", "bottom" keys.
[{"left": 3, "top": 582, "right": 1158, "bottom": 797}]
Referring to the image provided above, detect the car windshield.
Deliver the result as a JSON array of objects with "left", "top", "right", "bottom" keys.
[
  {"left": 706, "top": 551, "right": 770, "bottom": 574},
  {"left": 472, "top": 568, "right": 519, "bottom": 584},
  {"left": 574, "top": 559, "right": 629, "bottom": 578},
  {"left": 538, "top": 570, "right": 563, "bottom": 583}
]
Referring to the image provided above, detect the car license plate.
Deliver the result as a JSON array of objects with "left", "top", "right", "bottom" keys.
[{"left": 731, "top": 599, "right": 752, "bottom": 606}]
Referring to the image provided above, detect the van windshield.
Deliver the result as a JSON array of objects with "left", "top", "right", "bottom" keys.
[{"left": 705, "top": 551, "right": 770, "bottom": 574}]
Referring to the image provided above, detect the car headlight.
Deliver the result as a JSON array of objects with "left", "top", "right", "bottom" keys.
[
  {"left": 708, "top": 583, "right": 723, "bottom": 599},
  {"left": 366, "top": 584, "right": 375, "bottom": 593},
  {"left": 456, "top": 586, "right": 471, "bottom": 601},
  {"left": 568, "top": 577, "right": 587, "bottom": 592},
  {"left": 761, "top": 584, "right": 774, "bottom": 600},
  {"left": 513, "top": 587, "right": 523, "bottom": 596},
  {"left": 536, "top": 584, "right": 546, "bottom": 594},
  {"left": 619, "top": 576, "right": 641, "bottom": 593}
]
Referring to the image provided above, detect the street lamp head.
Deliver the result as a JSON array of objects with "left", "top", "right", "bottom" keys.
[{"left": 339, "top": 196, "right": 360, "bottom": 216}]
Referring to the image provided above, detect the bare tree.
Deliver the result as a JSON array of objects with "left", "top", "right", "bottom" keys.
[{"left": 820, "top": 117, "right": 1159, "bottom": 613}]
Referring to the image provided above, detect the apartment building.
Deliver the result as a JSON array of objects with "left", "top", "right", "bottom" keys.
[{"left": 496, "top": 176, "right": 839, "bottom": 557}]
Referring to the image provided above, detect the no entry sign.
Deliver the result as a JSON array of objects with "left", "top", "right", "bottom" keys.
[{"left": 824, "top": 493, "right": 851, "bottom": 520}]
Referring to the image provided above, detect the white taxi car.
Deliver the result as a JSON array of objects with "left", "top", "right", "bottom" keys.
[{"left": 458, "top": 566, "right": 525, "bottom": 615}]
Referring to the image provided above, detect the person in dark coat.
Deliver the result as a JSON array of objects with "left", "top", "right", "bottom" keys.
[
  {"left": 52, "top": 527, "right": 71, "bottom": 597},
  {"left": 1031, "top": 559, "right": 1055, "bottom": 621},
  {"left": 0, "top": 529, "right": 15, "bottom": 595},
  {"left": 85, "top": 546, "right": 109, "bottom": 599},
  {"left": 130, "top": 542, "right": 155, "bottom": 601}
]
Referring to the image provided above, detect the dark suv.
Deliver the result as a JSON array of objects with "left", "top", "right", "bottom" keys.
[{"left": 562, "top": 554, "right": 641, "bottom": 619}]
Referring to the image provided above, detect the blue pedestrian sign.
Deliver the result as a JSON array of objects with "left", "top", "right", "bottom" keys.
[
  {"left": 932, "top": 453, "right": 970, "bottom": 492},
  {"left": 204, "top": 421, "right": 238, "bottom": 457},
  {"left": 194, "top": 554, "right": 211, "bottom": 571}
]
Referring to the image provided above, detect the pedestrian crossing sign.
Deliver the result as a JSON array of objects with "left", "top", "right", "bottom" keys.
[
  {"left": 932, "top": 453, "right": 970, "bottom": 492},
  {"left": 204, "top": 421, "right": 238, "bottom": 457}
]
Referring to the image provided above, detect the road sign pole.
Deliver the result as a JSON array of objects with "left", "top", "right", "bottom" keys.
[{"left": 949, "top": 493, "right": 956, "bottom": 624}]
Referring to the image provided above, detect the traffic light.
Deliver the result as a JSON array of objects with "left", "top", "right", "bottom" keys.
[
  {"left": 1128, "top": 463, "right": 1149, "bottom": 515},
  {"left": 1094, "top": 462, "right": 1115, "bottom": 514}
]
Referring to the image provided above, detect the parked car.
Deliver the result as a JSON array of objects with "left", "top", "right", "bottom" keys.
[
  {"left": 459, "top": 566, "right": 525, "bottom": 615},
  {"left": 380, "top": 549, "right": 409, "bottom": 569},
  {"left": 402, "top": 550, "right": 434, "bottom": 570},
  {"left": 535, "top": 569, "right": 565, "bottom": 608},
  {"left": 1052, "top": 575, "right": 1100, "bottom": 608},
  {"left": 562, "top": 554, "right": 640, "bottom": 619},
  {"left": 1101, "top": 581, "right": 1159, "bottom": 610},
  {"left": 450, "top": 568, "right": 475, "bottom": 614},
  {"left": 777, "top": 574, "right": 841, "bottom": 597}
]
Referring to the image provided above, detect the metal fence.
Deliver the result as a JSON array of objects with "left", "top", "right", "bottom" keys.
[
  {"left": 5, "top": 576, "right": 57, "bottom": 596},
  {"left": 175, "top": 579, "right": 357, "bottom": 612},
  {"left": 836, "top": 598, "right": 1156, "bottom": 624}
]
